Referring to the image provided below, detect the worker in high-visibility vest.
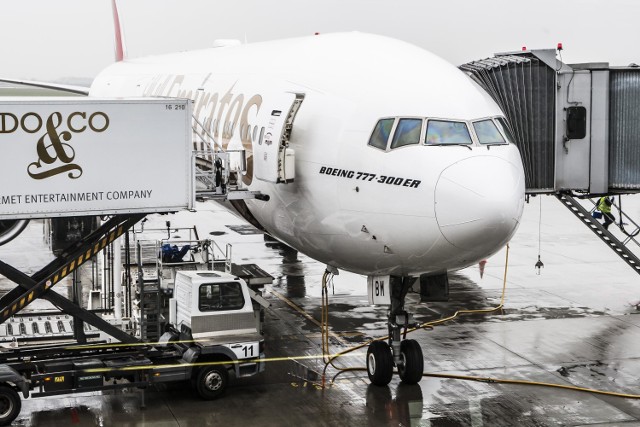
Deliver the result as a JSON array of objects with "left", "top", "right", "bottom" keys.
[{"left": 598, "top": 196, "right": 615, "bottom": 230}]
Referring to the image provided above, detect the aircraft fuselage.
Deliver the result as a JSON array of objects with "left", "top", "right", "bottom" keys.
[{"left": 90, "top": 32, "right": 525, "bottom": 277}]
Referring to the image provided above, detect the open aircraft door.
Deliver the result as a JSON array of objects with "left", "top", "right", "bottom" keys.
[{"left": 253, "top": 93, "right": 304, "bottom": 183}]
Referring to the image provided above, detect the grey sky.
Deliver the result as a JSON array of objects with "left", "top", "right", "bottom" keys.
[{"left": 1, "top": 0, "right": 638, "bottom": 81}]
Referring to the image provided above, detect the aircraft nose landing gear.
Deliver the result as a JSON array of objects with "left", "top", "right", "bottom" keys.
[{"left": 367, "top": 276, "right": 424, "bottom": 386}]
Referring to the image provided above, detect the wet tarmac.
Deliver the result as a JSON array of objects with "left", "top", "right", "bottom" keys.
[{"left": 2, "top": 195, "right": 640, "bottom": 426}]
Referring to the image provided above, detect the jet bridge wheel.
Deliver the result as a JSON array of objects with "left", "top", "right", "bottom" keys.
[
  {"left": 194, "top": 365, "right": 228, "bottom": 400},
  {"left": 397, "top": 339, "right": 424, "bottom": 384},
  {"left": 0, "top": 385, "right": 20, "bottom": 426},
  {"left": 367, "top": 341, "right": 394, "bottom": 386}
]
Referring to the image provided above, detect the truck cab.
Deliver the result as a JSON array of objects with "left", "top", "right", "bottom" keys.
[{"left": 163, "top": 270, "right": 266, "bottom": 395}]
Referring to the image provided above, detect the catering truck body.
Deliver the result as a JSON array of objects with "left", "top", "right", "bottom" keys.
[{"left": 0, "top": 270, "right": 265, "bottom": 426}]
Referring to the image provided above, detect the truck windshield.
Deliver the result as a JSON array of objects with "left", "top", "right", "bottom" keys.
[{"left": 199, "top": 282, "right": 245, "bottom": 311}]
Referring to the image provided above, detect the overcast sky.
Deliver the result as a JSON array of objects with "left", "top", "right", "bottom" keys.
[{"left": 1, "top": 0, "right": 638, "bottom": 81}]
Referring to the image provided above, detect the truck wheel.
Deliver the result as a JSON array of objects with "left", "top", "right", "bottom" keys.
[
  {"left": 195, "top": 366, "right": 228, "bottom": 400},
  {"left": 0, "top": 385, "right": 20, "bottom": 426}
]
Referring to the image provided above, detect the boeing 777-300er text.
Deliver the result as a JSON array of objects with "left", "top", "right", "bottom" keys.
[{"left": 0, "top": 1, "right": 525, "bottom": 386}]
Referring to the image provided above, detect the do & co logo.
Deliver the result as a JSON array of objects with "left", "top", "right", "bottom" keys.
[{"left": 0, "top": 111, "right": 109, "bottom": 180}]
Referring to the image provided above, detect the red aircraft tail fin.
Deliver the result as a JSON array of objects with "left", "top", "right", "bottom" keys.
[{"left": 112, "top": 0, "right": 127, "bottom": 62}]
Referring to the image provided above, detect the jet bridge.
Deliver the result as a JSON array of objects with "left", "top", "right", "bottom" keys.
[
  {"left": 461, "top": 50, "right": 640, "bottom": 277},
  {"left": 461, "top": 50, "right": 640, "bottom": 194}
]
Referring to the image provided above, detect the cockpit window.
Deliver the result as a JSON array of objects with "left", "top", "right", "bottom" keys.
[
  {"left": 425, "top": 120, "right": 472, "bottom": 145},
  {"left": 390, "top": 118, "right": 422, "bottom": 149},
  {"left": 473, "top": 119, "right": 506, "bottom": 145},
  {"left": 495, "top": 117, "right": 515, "bottom": 144},
  {"left": 368, "top": 118, "right": 395, "bottom": 150}
]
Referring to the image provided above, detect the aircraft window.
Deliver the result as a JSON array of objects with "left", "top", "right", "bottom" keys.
[
  {"left": 390, "top": 118, "right": 422, "bottom": 149},
  {"left": 473, "top": 119, "right": 506, "bottom": 145},
  {"left": 259, "top": 127, "right": 265, "bottom": 145},
  {"left": 495, "top": 117, "right": 515, "bottom": 143},
  {"left": 199, "top": 282, "right": 245, "bottom": 311},
  {"left": 368, "top": 118, "right": 395, "bottom": 150},
  {"left": 425, "top": 120, "right": 472, "bottom": 145},
  {"left": 252, "top": 125, "right": 258, "bottom": 142}
]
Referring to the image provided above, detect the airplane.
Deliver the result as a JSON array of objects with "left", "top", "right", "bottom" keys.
[{"left": 0, "top": 0, "right": 525, "bottom": 386}]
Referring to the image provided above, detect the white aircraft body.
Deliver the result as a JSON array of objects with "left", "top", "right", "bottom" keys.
[
  {"left": 90, "top": 33, "right": 525, "bottom": 278},
  {"left": 2, "top": 5, "right": 526, "bottom": 386}
]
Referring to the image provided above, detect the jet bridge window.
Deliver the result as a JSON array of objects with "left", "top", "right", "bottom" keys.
[
  {"left": 566, "top": 106, "right": 587, "bottom": 140},
  {"left": 390, "top": 118, "right": 422, "bottom": 149},
  {"left": 473, "top": 119, "right": 506, "bottom": 145},
  {"left": 425, "top": 120, "right": 472, "bottom": 145},
  {"left": 199, "top": 282, "right": 245, "bottom": 311},
  {"left": 368, "top": 118, "right": 395, "bottom": 150}
]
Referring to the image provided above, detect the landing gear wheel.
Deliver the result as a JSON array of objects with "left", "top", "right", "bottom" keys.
[
  {"left": 397, "top": 339, "right": 424, "bottom": 384},
  {"left": 195, "top": 366, "right": 228, "bottom": 400},
  {"left": 0, "top": 385, "right": 21, "bottom": 426},
  {"left": 367, "top": 341, "right": 394, "bottom": 386}
]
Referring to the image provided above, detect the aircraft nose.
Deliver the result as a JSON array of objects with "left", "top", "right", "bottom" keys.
[{"left": 435, "top": 156, "right": 524, "bottom": 252}]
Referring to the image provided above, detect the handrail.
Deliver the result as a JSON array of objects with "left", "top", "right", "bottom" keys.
[
  {"left": 586, "top": 197, "right": 640, "bottom": 248},
  {"left": 192, "top": 115, "right": 222, "bottom": 152}
]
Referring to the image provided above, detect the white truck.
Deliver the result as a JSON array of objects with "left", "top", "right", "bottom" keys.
[{"left": 0, "top": 270, "right": 266, "bottom": 426}]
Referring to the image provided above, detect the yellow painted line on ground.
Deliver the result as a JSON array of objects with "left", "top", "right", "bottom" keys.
[
  {"left": 83, "top": 352, "right": 365, "bottom": 374},
  {"left": 265, "top": 285, "right": 321, "bottom": 328},
  {"left": 304, "top": 332, "right": 364, "bottom": 339},
  {"left": 264, "top": 285, "right": 349, "bottom": 346}
]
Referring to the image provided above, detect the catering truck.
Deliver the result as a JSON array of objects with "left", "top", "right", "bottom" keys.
[{"left": 0, "top": 270, "right": 266, "bottom": 426}]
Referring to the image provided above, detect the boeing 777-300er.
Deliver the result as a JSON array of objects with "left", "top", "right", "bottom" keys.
[{"left": 0, "top": 1, "right": 525, "bottom": 386}]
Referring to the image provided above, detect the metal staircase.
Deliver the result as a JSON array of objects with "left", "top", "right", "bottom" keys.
[{"left": 556, "top": 193, "right": 640, "bottom": 275}]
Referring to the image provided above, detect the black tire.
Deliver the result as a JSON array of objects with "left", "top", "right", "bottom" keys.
[
  {"left": 194, "top": 365, "right": 228, "bottom": 400},
  {"left": 0, "top": 385, "right": 21, "bottom": 426},
  {"left": 367, "top": 341, "right": 393, "bottom": 386},
  {"left": 397, "top": 339, "right": 424, "bottom": 384}
]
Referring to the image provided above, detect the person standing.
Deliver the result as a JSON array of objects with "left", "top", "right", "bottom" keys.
[{"left": 598, "top": 196, "right": 615, "bottom": 230}]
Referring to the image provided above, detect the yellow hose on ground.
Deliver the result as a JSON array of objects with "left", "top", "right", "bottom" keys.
[{"left": 320, "top": 244, "right": 640, "bottom": 399}]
